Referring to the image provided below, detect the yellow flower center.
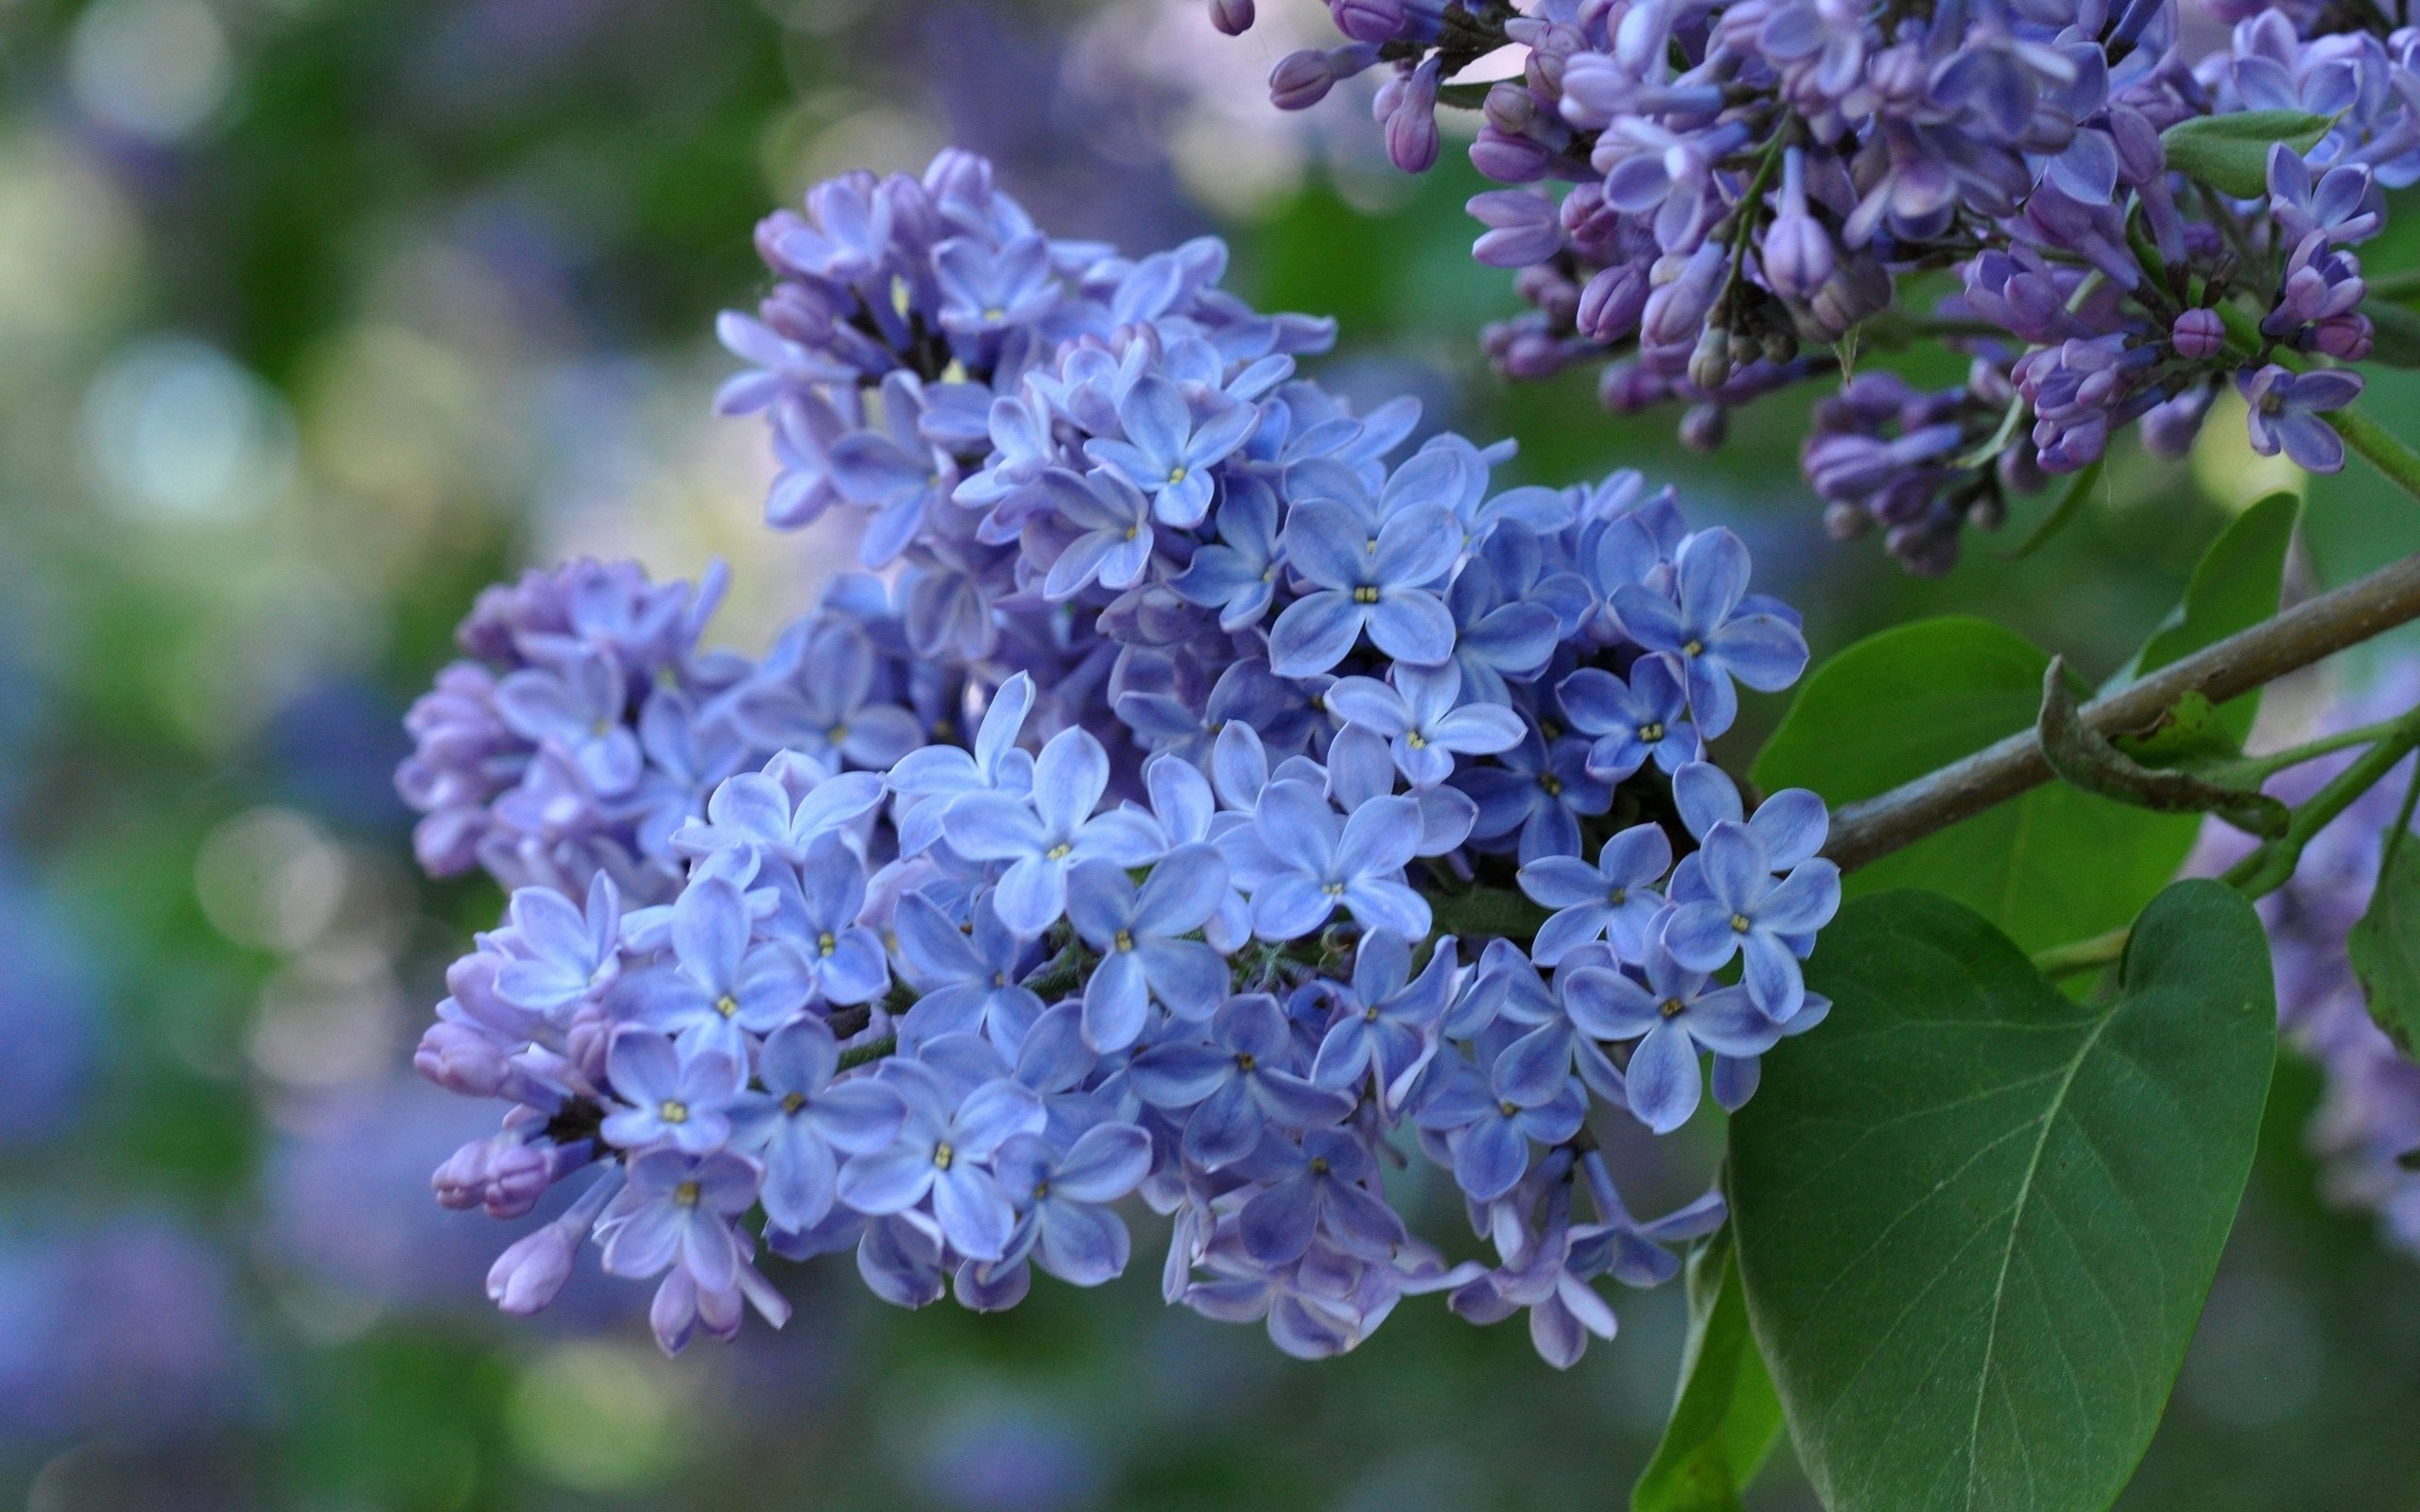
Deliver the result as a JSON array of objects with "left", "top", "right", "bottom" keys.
[
  {"left": 659, "top": 1099, "right": 689, "bottom": 1124},
  {"left": 932, "top": 1142, "right": 955, "bottom": 1170},
  {"left": 716, "top": 994, "right": 738, "bottom": 1019},
  {"left": 674, "top": 1180, "right": 701, "bottom": 1208},
  {"left": 1352, "top": 585, "right": 1381, "bottom": 604}
]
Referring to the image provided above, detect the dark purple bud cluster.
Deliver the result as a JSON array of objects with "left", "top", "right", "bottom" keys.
[{"left": 1213, "top": 0, "right": 2413, "bottom": 572}]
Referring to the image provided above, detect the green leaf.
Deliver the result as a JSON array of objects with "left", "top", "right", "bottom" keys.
[
  {"left": 1753, "top": 618, "right": 2203, "bottom": 952},
  {"left": 2360, "top": 299, "right": 2420, "bottom": 368},
  {"left": 1426, "top": 885, "right": 1549, "bottom": 940},
  {"left": 2125, "top": 490, "right": 2300, "bottom": 745},
  {"left": 2159, "top": 110, "right": 2336, "bottom": 198},
  {"left": 1730, "top": 881, "right": 2276, "bottom": 1512},
  {"left": 1633, "top": 1227, "right": 1784, "bottom": 1512},
  {"left": 2350, "top": 825, "right": 2420, "bottom": 1055}
]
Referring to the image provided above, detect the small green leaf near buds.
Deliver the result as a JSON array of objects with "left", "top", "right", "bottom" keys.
[{"left": 2158, "top": 110, "right": 2336, "bottom": 198}]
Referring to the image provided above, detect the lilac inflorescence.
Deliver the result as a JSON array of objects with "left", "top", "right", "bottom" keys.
[
  {"left": 398, "top": 148, "right": 1840, "bottom": 1366},
  {"left": 1214, "top": 0, "right": 2403, "bottom": 573}
]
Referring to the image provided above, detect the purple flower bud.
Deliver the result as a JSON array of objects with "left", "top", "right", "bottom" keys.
[
  {"left": 2312, "top": 312, "right": 2374, "bottom": 362},
  {"left": 1760, "top": 150, "right": 1834, "bottom": 301},
  {"left": 488, "top": 1223, "right": 579, "bottom": 1314},
  {"left": 1679, "top": 404, "right": 1728, "bottom": 450},
  {"left": 1383, "top": 59, "right": 1443, "bottom": 174},
  {"left": 1472, "top": 126, "right": 1555, "bottom": 182},
  {"left": 1802, "top": 255, "right": 1892, "bottom": 343},
  {"left": 484, "top": 1142, "right": 554, "bottom": 1219},
  {"left": 1470, "top": 190, "right": 1564, "bottom": 267},
  {"left": 1484, "top": 81, "right": 1536, "bottom": 133},
  {"left": 1209, "top": 0, "right": 1256, "bottom": 35},
  {"left": 1333, "top": 0, "right": 1407, "bottom": 43},
  {"left": 416, "top": 1019, "right": 515, "bottom": 1099},
  {"left": 1640, "top": 243, "right": 1725, "bottom": 349},
  {"left": 1577, "top": 264, "right": 1651, "bottom": 340},
  {"left": 2170, "top": 308, "right": 2225, "bottom": 361},
  {"left": 1687, "top": 327, "right": 1734, "bottom": 392},
  {"left": 1270, "top": 49, "right": 1338, "bottom": 110}
]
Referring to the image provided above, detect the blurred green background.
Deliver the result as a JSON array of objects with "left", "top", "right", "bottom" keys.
[{"left": 2, "top": 0, "right": 2416, "bottom": 1506}]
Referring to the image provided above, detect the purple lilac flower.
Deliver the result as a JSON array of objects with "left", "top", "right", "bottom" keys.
[{"left": 398, "top": 148, "right": 1834, "bottom": 1370}]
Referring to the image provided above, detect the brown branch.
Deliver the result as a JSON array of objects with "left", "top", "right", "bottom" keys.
[{"left": 1823, "top": 549, "right": 2420, "bottom": 873}]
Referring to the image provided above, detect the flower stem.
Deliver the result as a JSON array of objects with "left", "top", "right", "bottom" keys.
[
  {"left": 2031, "top": 927, "right": 2131, "bottom": 978},
  {"left": 2325, "top": 402, "right": 2420, "bottom": 505},
  {"left": 2221, "top": 700, "right": 2420, "bottom": 899}
]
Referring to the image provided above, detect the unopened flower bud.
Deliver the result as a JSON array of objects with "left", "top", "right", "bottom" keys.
[
  {"left": 1680, "top": 404, "right": 1729, "bottom": 450},
  {"left": 1270, "top": 49, "right": 1338, "bottom": 110},
  {"left": 1688, "top": 326, "right": 1735, "bottom": 391},
  {"left": 488, "top": 1223, "right": 578, "bottom": 1315},
  {"left": 2169, "top": 307, "right": 2225, "bottom": 361},
  {"left": 1210, "top": 0, "right": 1256, "bottom": 35}
]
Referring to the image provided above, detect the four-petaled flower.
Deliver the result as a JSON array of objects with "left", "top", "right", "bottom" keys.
[
  {"left": 1065, "top": 845, "right": 1234, "bottom": 1052},
  {"left": 1324, "top": 663, "right": 1526, "bottom": 788},
  {"left": 1661, "top": 822, "right": 1842, "bottom": 1018},
  {"left": 601, "top": 1026, "right": 746, "bottom": 1154},
  {"left": 1609, "top": 529, "right": 1808, "bottom": 740},
  {"left": 942, "top": 726, "right": 1165, "bottom": 936},
  {"left": 1563, "top": 950, "right": 1788, "bottom": 1132},
  {"left": 729, "top": 1018, "right": 906, "bottom": 1232},
  {"left": 1267, "top": 500, "right": 1462, "bottom": 677},
  {"left": 1083, "top": 374, "right": 1257, "bottom": 528},
  {"left": 1517, "top": 822, "right": 1673, "bottom": 967}
]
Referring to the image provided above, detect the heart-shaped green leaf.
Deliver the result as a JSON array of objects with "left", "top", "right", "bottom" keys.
[
  {"left": 1729, "top": 881, "right": 2275, "bottom": 1512},
  {"left": 2160, "top": 110, "right": 2335, "bottom": 198},
  {"left": 1632, "top": 1228, "right": 1784, "bottom": 1512}
]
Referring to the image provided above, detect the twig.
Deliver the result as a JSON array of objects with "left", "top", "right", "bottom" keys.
[{"left": 1824, "top": 549, "right": 2420, "bottom": 872}]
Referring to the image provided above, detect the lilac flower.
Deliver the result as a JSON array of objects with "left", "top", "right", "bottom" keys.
[
  {"left": 1170, "top": 473, "right": 1283, "bottom": 630},
  {"left": 597, "top": 1147, "right": 761, "bottom": 1294},
  {"left": 1039, "top": 470, "right": 1159, "bottom": 599},
  {"left": 1517, "top": 822, "right": 1673, "bottom": 967},
  {"left": 838, "top": 1063, "right": 1046, "bottom": 1262},
  {"left": 990, "top": 1123, "right": 1153, "bottom": 1285},
  {"left": 1309, "top": 932, "right": 1456, "bottom": 1104},
  {"left": 601, "top": 1026, "right": 746, "bottom": 1154},
  {"left": 1247, "top": 782, "right": 1430, "bottom": 940},
  {"left": 827, "top": 371, "right": 959, "bottom": 566},
  {"left": 934, "top": 232, "right": 1058, "bottom": 337},
  {"left": 1065, "top": 847, "right": 1233, "bottom": 1052},
  {"left": 493, "top": 874, "right": 622, "bottom": 1015},
  {"left": 494, "top": 649, "right": 642, "bottom": 795},
  {"left": 1324, "top": 664, "right": 1526, "bottom": 788},
  {"left": 1266, "top": 502, "right": 1462, "bottom": 677},
  {"left": 888, "top": 673, "right": 1037, "bottom": 857},
  {"left": 1610, "top": 531, "right": 1807, "bottom": 739},
  {"left": 942, "top": 727, "right": 1164, "bottom": 936},
  {"left": 891, "top": 892, "right": 1045, "bottom": 1053},
  {"left": 730, "top": 1019, "right": 906, "bottom": 1232},
  {"left": 1083, "top": 375, "right": 1257, "bottom": 528},
  {"left": 1128, "top": 993, "right": 1356, "bottom": 1169},
  {"left": 770, "top": 834, "right": 891, "bottom": 1006},
  {"left": 1671, "top": 761, "right": 1828, "bottom": 868},
  {"left": 1564, "top": 952, "right": 1786, "bottom": 1132},
  {"left": 736, "top": 628, "right": 923, "bottom": 770},
  {"left": 1662, "top": 823, "right": 1842, "bottom": 1017},
  {"left": 1414, "top": 1047, "right": 1587, "bottom": 1201},
  {"left": 1556, "top": 660, "right": 1696, "bottom": 782},
  {"left": 672, "top": 767, "right": 887, "bottom": 866},
  {"left": 626, "top": 876, "right": 815, "bottom": 1054},
  {"left": 2239, "top": 365, "right": 2361, "bottom": 473},
  {"left": 1237, "top": 1127, "right": 1408, "bottom": 1265},
  {"left": 1458, "top": 730, "right": 1614, "bottom": 864}
]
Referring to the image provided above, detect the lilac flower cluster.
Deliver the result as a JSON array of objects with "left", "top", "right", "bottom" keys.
[
  {"left": 2197, "top": 662, "right": 2420, "bottom": 1256},
  {"left": 400, "top": 148, "right": 1839, "bottom": 1366},
  {"left": 1215, "top": 0, "right": 2409, "bottom": 572}
]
